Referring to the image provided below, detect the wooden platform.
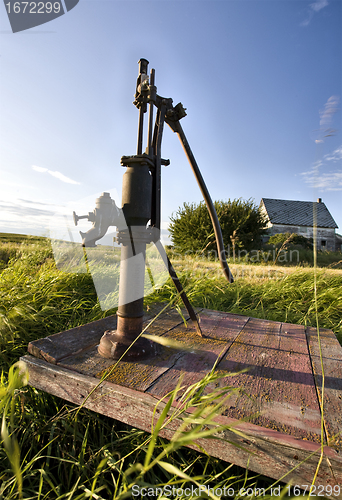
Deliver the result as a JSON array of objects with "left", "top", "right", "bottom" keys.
[{"left": 21, "top": 305, "right": 342, "bottom": 497}]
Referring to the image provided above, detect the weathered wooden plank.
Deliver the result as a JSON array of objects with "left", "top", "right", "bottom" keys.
[
  {"left": 28, "top": 309, "right": 326, "bottom": 444},
  {"left": 93, "top": 311, "right": 217, "bottom": 392},
  {"left": 27, "top": 315, "right": 118, "bottom": 364},
  {"left": 57, "top": 306, "right": 198, "bottom": 391},
  {"left": 23, "top": 306, "right": 342, "bottom": 496},
  {"left": 27, "top": 303, "right": 190, "bottom": 366},
  {"left": 93, "top": 306, "right": 204, "bottom": 391},
  {"left": 215, "top": 318, "right": 322, "bottom": 442},
  {"left": 96, "top": 345, "right": 184, "bottom": 392},
  {"left": 21, "top": 355, "right": 342, "bottom": 498},
  {"left": 280, "top": 322, "right": 311, "bottom": 355},
  {"left": 93, "top": 312, "right": 225, "bottom": 393},
  {"left": 58, "top": 346, "right": 120, "bottom": 378},
  {"left": 144, "top": 304, "right": 191, "bottom": 334},
  {"left": 147, "top": 326, "right": 227, "bottom": 397},
  {"left": 276, "top": 323, "right": 323, "bottom": 438},
  {"left": 199, "top": 310, "right": 250, "bottom": 341},
  {"left": 147, "top": 314, "right": 248, "bottom": 397},
  {"left": 306, "top": 326, "right": 342, "bottom": 450}
]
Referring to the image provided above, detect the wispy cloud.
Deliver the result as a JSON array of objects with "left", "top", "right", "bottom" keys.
[
  {"left": 0, "top": 198, "right": 67, "bottom": 236},
  {"left": 324, "top": 145, "right": 342, "bottom": 162},
  {"left": 301, "top": 0, "right": 329, "bottom": 26},
  {"left": 319, "top": 96, "right": 340, "bottom": 128},
  {"left": 32, "top": 165, "right": 81, "bottom": 185},
  {"left": 18, "top": 198, "right": 61, "bottom": 207},
  {"left": 0, "top": 201, "right": 55, "bottom": 217},
  {"left": 32, "top": 165, "right": 48, "bottom": 173},
  {"left": 300, "top": 144, "right": 342, "bottom": 191},
  {"left": 312, "top": 96, "right": 340, "bottom": 143},
  {"left": 311, "top": 0, "right": 329, "bottom": 12},
  {"left": 300, "top": 170, "right": 342, "bottom": 191}
]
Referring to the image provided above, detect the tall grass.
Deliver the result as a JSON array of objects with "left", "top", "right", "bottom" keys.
[
  {"left": 0, "top": 363, "right": 278, "bottom": 499},
  {"left": 1, "top": 235, "right": 340, "bottom": 498}
]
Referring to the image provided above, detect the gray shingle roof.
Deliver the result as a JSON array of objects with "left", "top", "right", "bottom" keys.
[{"left": 260, "top": 198, "right": 338, "bottom": 228}]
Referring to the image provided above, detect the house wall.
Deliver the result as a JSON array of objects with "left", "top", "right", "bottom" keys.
[
  {"left": 335, "top": 234, "right": 342, "bottom": 252},
  {"left": 266, "top": 224, "right": 336, "bottom": 251}
]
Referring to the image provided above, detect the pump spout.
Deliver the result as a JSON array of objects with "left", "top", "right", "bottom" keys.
[
  {"left": 73, "top": 192, "right": 123, "bottom": 247},
  {"left": 79, "top": 224, "right": 111, "bottom": 248}
]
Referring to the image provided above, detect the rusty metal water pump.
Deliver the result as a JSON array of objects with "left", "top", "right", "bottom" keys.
[{"left": 73, "top": 59, "right": 233, "bottom": 360}]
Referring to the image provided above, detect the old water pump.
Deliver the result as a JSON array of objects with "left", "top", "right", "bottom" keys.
[{"left": 73, "top": 59, "right": 233, "bottom": 360}]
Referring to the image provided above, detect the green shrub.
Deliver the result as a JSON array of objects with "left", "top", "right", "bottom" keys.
[
  {"left": 169, "top": 199, "right": 267, "bottom": 255},
  {"left": 268, "top": 232, "right": 313, "bottom": 249}
]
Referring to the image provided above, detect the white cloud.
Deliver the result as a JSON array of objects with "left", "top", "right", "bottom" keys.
[
  {"left": 32, "top": 165, "right": 48, "bottom": 173},
  {"left": 48, "top": 170, "right": 81, "bottom": 184},
  {"left": 0, "top": 198, "right": 60, "bottom": 236},
  {"left": 324, "top": 145, "right": 342, "bottom": 162},
  {"left": 0, "top": 201, "right": 55, "bottom": 217},
  {"left": 310, "top": 0, "right": 329, "bottom": 12},
  {"left": 300, "top": 144, "right": 342, "bottom": 190},
  {"left": 319, "top": 96, "right": 340, "bottom": 127},
  {"left": 300, "top": 169, "right": 342, "bottom": 191},
  {"left": 301, "top": 0, "right": 329, "bottom": 26},
  {"left": 32, "top": 165, "right": 81, "bottom": 185}
]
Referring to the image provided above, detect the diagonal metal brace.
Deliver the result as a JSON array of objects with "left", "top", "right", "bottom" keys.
[
  {"left": 165, "top": 255, "right": 203, "bottom": 336},
  {"left": 153, "top": 240, "right": 202, "bottom": 336}
]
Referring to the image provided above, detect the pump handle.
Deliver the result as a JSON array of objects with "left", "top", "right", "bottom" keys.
[
  {"left": 138, "top": 58, "right": 149, "bottom": 75},
  {"left": 73, "top": 211, "right": 91, "bottom": 226}
]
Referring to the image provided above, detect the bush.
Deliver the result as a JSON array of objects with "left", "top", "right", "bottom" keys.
[
  {"left": 169, "top": 199, "right": 267, "bottom": 256},
  {"left": 268, "top": 232, "right": 313, "bottom": 250}
]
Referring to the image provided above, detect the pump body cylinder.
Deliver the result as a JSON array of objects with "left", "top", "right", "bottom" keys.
[
  {"left": 98, "top": 156, "right": 155, "bottom": 359},
  {"left": 115, "top": 156, "right": 154, "bottom": 351},
  {"left": 117, "top": 157, "right": 152, "bottom": 322},
  {"left": 121, "top": 161, "right": 152, "bottom": 227}
]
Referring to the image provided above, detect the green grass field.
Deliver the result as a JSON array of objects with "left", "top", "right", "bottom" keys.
[{"left": 1, "top": 233, "right": 341, "bottom": 499}]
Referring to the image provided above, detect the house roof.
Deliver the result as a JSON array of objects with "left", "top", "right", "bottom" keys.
[{"left": 260, "top": 198, "right": 338, "bottom": 229}]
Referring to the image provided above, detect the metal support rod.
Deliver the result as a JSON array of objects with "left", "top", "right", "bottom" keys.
[
  {"left": 153, "top": 103, "right": 166, "bottom": 230},
  {"left": 147, "top": 68, "right": 155, "bottom": 156},
  {"left": 137, "top": 108, "right": 144, "bottom": 155},
  {"left": 152, "top": 108, "right": 160, "bottom": 153},
  {"left": 151, "top": 109, "right": 160, "bottom": 228},
  {"left": 170, "top": 120, "right": 234, "bottom": 284},
  {"left": 154, "top": 240, "right": 202, "bottom": 336},
  {"left": 166, "top": 255, "right": 202, "bottom": 336},
  {"left": 136, "top": 58, "right": 149, "bottom": 155}
]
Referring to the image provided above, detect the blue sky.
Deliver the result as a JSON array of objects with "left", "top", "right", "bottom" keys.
[{"left": 0, "top": 0, "right": 341, "bottom": 245}]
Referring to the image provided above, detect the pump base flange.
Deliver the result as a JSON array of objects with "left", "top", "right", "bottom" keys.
[{"left": 98, "top": 330, "right": 159, "bottom": 360}]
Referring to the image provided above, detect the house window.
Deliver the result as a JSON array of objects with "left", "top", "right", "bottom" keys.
[
  {"left": 299, "top": 226, "right": 307, "bottom": 234},
  {"left": 321, "top": 240, "right": 326, "bottom": 249}
]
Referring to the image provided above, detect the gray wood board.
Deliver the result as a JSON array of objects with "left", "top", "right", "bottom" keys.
[
  {"left": 306, "top": 326, "right": 342, "bottom": 449},
  {"left": 21, "top": 354, "right": 342, "bottom": 498}
]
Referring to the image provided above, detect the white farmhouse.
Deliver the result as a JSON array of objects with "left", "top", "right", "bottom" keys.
[{"left": 259, "top": 198, "right": 340, "bottom": 252}]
